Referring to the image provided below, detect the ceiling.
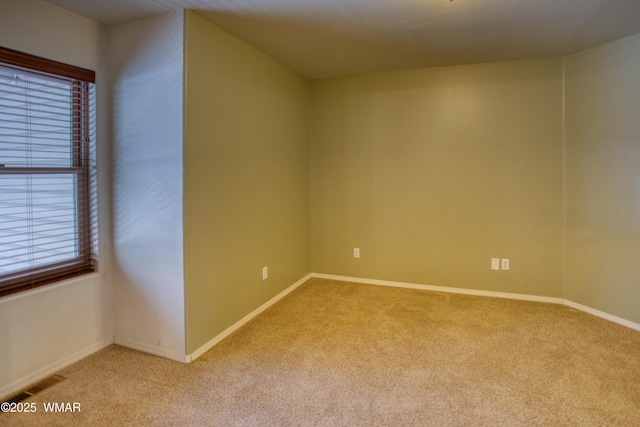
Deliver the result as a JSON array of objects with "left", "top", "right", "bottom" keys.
[{"left": 44, "top": 0, "right": 640, "bottom": 79}]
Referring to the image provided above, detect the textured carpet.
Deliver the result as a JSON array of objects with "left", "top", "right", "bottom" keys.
[{"left": 3, "top": 278, "right": 640, "bottom": 426}]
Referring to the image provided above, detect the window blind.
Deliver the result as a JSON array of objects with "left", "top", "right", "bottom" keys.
[{"left": 0, "top": 48, "right": 97, "bottom": 296}]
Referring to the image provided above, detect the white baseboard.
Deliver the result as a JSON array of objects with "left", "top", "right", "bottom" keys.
[
  {"left": 113, "top": 336, "right": 189, "bottom": 363},
  {"left": 564, "top": 300, "right": 640, "bottom": 332},
  {"left": 311, "top": 273, "right": 640, "bottom": 333},
  {"left": 311, "top": 273, "right": 565, "bottom": 304},
  {"left": 6, "top": 272, "right": 635, "bottom": 402},
  {"left": 0, "top": 337, "right": 112, "bottom": 401},
  {"left": 188, "top": 273, "right": 313, "bottom": 362}
]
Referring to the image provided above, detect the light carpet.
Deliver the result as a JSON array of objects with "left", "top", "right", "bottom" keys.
[{"left": 3, "top": 278, "right": 640, "bottom": 426}]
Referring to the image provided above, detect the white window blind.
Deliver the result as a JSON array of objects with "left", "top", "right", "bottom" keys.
[{"left": 0, "top": 48, "right": 97, "bottom": 296}]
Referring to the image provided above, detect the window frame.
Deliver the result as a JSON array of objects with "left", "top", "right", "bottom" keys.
[{"left": 0, "top": 47, "right": 97, "bottom": 297}]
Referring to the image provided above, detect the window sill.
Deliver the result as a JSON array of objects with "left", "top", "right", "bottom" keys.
[{"left": 0, "top": 272, "right": 102, "bottom": 304}]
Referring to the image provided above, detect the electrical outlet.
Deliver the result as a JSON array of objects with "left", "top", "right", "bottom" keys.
[
  {"left": 491, "top": 258, "right": 500, "bottom": 270},
  {"left": 501, "top": 259, "right": 510, "bottom": 271},
  {"left": 353, "top": 248, "right": 360, "bottom": 258},
  {"left": 262, "top": 266, "right": 268, "bottom": 280}
]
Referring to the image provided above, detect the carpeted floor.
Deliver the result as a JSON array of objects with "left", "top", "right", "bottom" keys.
[{"left": 3, "top": 278, "right": 640, "bottom": 426}]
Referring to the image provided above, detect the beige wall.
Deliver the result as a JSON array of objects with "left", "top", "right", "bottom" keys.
[
  {"left": 564, "top": 34, "right": 640, "bottom": 323},
  {"left": 184, "top": 11, "right": 310, "bottom": 354},
  {"left": 0, "top": 0, "right": 99, "bottom": 70},
  {"left": 2, "top": 0, "right": 638, "bottom": 376},
  {"left": 310, "top": 59, "right": 564, "bottom": 297}
]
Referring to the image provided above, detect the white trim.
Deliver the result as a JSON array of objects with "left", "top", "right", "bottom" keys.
[
  {"left": 0, "top": 337, "right": 112, "bottom": 401},
  {"left": 311, "top": 273, "right": 640, "bottom": 332},
  {"left": 113, "top": 336, "right": 190, "bottom": 364},
  {"left": 311, "top": 273, "right": 564, "bottom": 304},
  {"left": 6, "top": 273, "right": 635, "bottom": 402},
  {"left": 563, "top": 300, "right": 640, "bottom": 332},
  {"left": 188, "top": 273, "right": 313, "bottom": 362},
  {"left": 561, "top": 56, "right": 568, "bottom": 302}
]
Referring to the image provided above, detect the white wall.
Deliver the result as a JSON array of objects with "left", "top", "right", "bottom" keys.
[
  {"left": 0, "top": 0, "right": 113, "bottom": 398},
  {"left": 109, "top": 12, "right": 186, "bottom": 361}
]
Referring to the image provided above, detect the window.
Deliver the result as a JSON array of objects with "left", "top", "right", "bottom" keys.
[{"left": 0, "top": 47, "right": 97, "bottom": 297}]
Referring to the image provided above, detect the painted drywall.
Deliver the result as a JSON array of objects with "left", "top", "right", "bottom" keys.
[
  {"left": 0, "top": 0, "right": 112, "bottom": 398},
  {"left": 184, "top": 11, "right": 310, "bottom": 354},
  {"left": 564, "top": 34, "right": 640, "bottom": 324},
  {"left": 310, "top": 59, "right": 564, "bottom": 297},
  {"left": 109, "top": 12, "right": 186, "bottom": 360},
  {"left": 0, "top": 0, "right": 99, "bottom": 70}
]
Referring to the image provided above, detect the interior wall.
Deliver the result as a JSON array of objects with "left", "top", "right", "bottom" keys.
[
  {"left": 0, "top": 0, "right": 113, "bottom": 398},
  {"left": 310, "top": 58, "right": 564, "bottom": 297},
  {"left": 564, "top": 33, "right": 640, "bottom": 323},
  {"left": 2, "top": 0, "right": 638, "bottom": 382},
  {"left": 184, "top": 11, "right": 310, "bottom": 354},
  {"left": 109, "top": 11, "right": 186, "bottom": 360}
]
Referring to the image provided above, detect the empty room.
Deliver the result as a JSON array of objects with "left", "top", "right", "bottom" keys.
[{"left": 1, "top": 0, "right": 639, "bottom": 425}]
